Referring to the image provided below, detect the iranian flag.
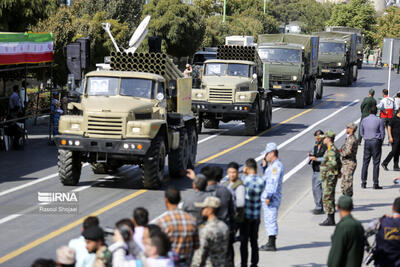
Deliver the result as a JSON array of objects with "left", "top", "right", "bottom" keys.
[{"left": 0, "top": 32, "right": 53, "bottom": 65}]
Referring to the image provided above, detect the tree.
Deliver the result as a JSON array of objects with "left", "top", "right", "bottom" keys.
[
  {"left": 0, "top": 0, "right": 58, "bottom": 31},
  {"left": 375, "top": 6, "right": 400, "bottom": 45},
  {"left": 327, "top": 0, "right": 377, "bottom": 45},
  {"left": 143, "top": 0, "right": 205, "bottom": 58}
]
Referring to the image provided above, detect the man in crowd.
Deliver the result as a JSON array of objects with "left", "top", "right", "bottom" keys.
[
  {"left": 360, "top": 106, "right": 385, "bottom": 189},
  {"left": 132, "top": 207, "right": 149, "bottom": 252},
  {"left": 9, "top": 85, "right": 22, "bottom": 117},
  {"left": 82, "top": 226, "right": 112, "bottom": 267},
  {"left": 56, "top": 246, "right": 76, "bottom": 267},
  {"left": 182, "top": 173, "right": 208, "bottom": 227},
  {"left": 381, "top": 109, "right": 400, "bottom": 171},
  {"left": 319, "top": 130, "right": 341, "bottom": 226},
  {"left": 259, "top": 143, "right": 284, "bottom": 251},
  {"left": 183, "top": 64, "right": 193, "bottom": 78},
  {"left": 156, "top": 186, "right": 199, "bottom": 266},
  {"left": 359, "top": 89, "right": 377, "bottom": 144},
  {"left": 68, "top": 216, "right": 98, "bottom": 267},
  {"left": 224, "top": 162, "right": 245, "bottom": 242},
  {"left": 340, "top": 123, "right": 359, "bottom": 197},
  {"left": 191, "top": 196, "right": 229, "bottom": 267},
  {"left": 20, "top": 80, "right": 29, "bottom": 111},
  {"left": 377, "top": 89, "right": 394, "bottom": 132},
  {"left": 241, "top": 158, "right": 265, "bottom": 267},
  {"left": 327, "top": 196, "right": 365, "bottom": 267},
  {"left": 309, "top": 129, "right": 327, "bottom": 214},
  {"left": 374, "top": 197, "right": 400, "bottom": 267}
]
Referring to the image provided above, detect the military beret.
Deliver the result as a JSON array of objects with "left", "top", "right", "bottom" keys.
[
  {"left": 338, "top": 195, "right": 353, "bottom": 211},
  {"left": 82, "top": 226, "right": 104, "bottom": 241}
]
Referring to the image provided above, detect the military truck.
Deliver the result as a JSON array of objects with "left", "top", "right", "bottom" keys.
[
  {"left": 314, "top": 31, "right": 358, "bottom": 86},
  {"left": 55, "top": 52, "right": 198, "bottom": 189},
  {"left": 257, "top": 34, "right": 323, "bottom": 108},
  {"left": 191, "top": 45, "right": 273, "bottom": 135},
  {"left": 325, "top": 26, "right": 364, "bottom": 69}
]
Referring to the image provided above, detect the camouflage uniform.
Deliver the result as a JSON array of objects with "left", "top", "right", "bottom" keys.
[
  {"left": 191, "top": 217, "right": 229, "bottom": 267},
  {"left": 340, "top": 134, "right": 358, "bottom": 197},
  {"left": 94, "top": 246, "right": 112, "bottom": 267},
  {"left": 320, "top": 144, "right": 341, "bottom": 215}
]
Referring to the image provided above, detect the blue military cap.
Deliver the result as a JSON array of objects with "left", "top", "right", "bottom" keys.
[{"left": 261, "top": 142, "right": 277, "bottom": 155}]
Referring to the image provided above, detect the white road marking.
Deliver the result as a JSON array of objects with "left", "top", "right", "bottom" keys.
[{"left": 272, "top": 107, "right": 281, "bottom": 113}]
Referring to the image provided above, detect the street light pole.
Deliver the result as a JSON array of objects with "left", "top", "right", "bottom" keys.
[
  {"left": 264, "top": 0, "right": 267, "bottom": 14},
  {"left": 223, "top": 0, "right": 226, "bottom": 22}
]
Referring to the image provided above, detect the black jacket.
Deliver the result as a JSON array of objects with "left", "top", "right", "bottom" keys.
[{"left": 312, "top": 142, "right": 327, "bottom": 172}]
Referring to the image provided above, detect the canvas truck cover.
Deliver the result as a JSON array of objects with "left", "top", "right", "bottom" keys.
[
  {"left": 325, "top": 26, "right": 361, "bottom": 35},
  {"left": 258, "top": 34, "right": 319, "bottom": 75},
  {"left": 314, "top": 32, "right": 357, "bottom": 64}
]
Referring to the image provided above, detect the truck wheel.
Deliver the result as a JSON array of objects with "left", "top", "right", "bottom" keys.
[
  {"left": 142, "top": 136, "right": 166, "bottom": 189},
  {"left": 258, "top": 100, "right": 268, "bottom": 131},
  {"left": 245, "top": 102, "right": 259, "bottom": 135},
  {"left": 196, "top": 116, "right": 203, "bottom": 134},
  {"left": 306, "top": 80, "right": 314, "bottom": 106},
  {"left": 204, "top": 119, "right": 219, "bottom": 129},
  {"left": 316, "top": 79, "right": 323, "bottom": 100},
  {"left": 295, "top": 91, "right": 306, "bottom": 108},
  {"left": 91, "top": 163, "right": 109, "bottom": 174},
  {"left": 353, "top": 65, "right": 358, "bottom": 81},
  {"left": 357, "top": 60, "right": 362, "bottom": 69},
  {"left": 168, "top": 129, "right": 189, "bottom": 178},
  {"left": 188, "top": 127, "right": 198, "bottom": 168},
  {"left": 347, "top": 67, "right": 353, "bottom": 86},
  {"left": 339, "top": 74, "right": 348, "bottom": 87},
  {"left": 267, "top": 97, "right": 272, "bottom": 129},
  {"left": 58, "top": 149, "right": 82, "bottom": 186}
]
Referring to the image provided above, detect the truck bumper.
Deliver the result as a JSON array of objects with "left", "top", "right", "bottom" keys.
[
  {"left": 192, "top": 101, "right": 252, "bottom": 120},
  {"left": 54, "top": 135, "right": 151, "bottom": 156},
  {"left": 321, "top": 68, "right": 345, "bottom": 79},
  {"left": 270, "top": 83, "right": 300, "bottom": 99}
]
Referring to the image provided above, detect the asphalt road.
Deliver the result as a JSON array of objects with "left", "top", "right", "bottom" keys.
[{"left": 0, "top": 66, "right": 398, "bottom": 266}]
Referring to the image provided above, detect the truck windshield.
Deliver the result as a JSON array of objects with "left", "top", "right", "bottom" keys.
[
  {"left": 258, "top": 48, "right": 301, "bottom": 63},
  {"left": 86, "top": 77, "right": 155, "bottom": 98},
  {"left": 319, "top": 42, "right": 345, "bottom": 53},
  {"left": 204, "top": 63, "right": 250, "bottom": 77}
]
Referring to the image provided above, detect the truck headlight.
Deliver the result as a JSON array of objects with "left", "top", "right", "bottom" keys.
[
  {"left": 337, "top": 62, "right": 342, "bottom": 67},
  {"left": 70, "top": 123, "right": 80, "bottom": 130},
  {"left": 131, "top": 127, "right": 141, "bottom": 133},
  {"left": 239, "top": 95, "right": 246, "bottom": 100},
  {"left": 196, "top": 93, "right": 203, "bottom": 98},
  {"left": 292, "top": 76, "right": 298, "bottom": 81}
]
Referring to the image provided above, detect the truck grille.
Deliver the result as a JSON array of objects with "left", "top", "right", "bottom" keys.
[
  {"left": 87, "top": 116, "right": 123, "bottom": 138},
  {"left": 270, "top": 74, "right": 292, "bottom": 82},
  {"left": 209, "top": 88, "right": 233, "bottom": 103}
]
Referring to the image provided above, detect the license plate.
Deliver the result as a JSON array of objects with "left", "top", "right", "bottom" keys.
[
  {"left": 322, "top": 69, "right": 330, "bottom": 73},
  {"left": 273, "top": 85, "right": 282, "bottom": 89}
]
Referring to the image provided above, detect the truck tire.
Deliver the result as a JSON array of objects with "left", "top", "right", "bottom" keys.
[
  {"left": 353, "top": 65, "right": 358, "bottom": 81},
  {"left": 267, "top": 97, "right": 272, "bottom": 129},
  {"left": 258, "top": 99, "right": 269, "bottom": 131},
  {"left": 316, "top": 79, "right": 323, "bottom": 100},
  {"left": 339, "top": 73, "right": 348, "bottom": 87},
  {"left": 347, "top": 67, "right": 353, "bottom": 86},
  {"left": 245, "top": 102, "right": 259, "bottom": 135},
  {"left": 196, "top": 116, "right": 203, "bottom": 134},
  {"left": 357, "top": 60, "right": 362, "bottom": 69},
  {"left": 168, "top": 129, "right": 189, "bottom": 178},
  {"left": 295, "top": 91, "right": 306, "bottom": 108},
  {"left": 91, "top": 163, "right": 109, "bottom": 174},
  {"left": 58, "top": 149, "right": 82, "bottom": 186},
  {"left": 204, "top": 119, "right": 219, "bottom": 129},
  {"left": 142, "top": 136, "right": 166, "bottom": 189},
  {"left": 188, "top": 127, "right": 198, "bottom": 168},
  {"left": 306, "top": 80, "right": 314, "bottom": 106}
]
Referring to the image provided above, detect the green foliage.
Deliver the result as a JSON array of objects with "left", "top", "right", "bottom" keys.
[
  {"left": 143, "top": 0, "right": 205, "bottom": 58},
  {"left": 0, "top": 0, "right": 58, "bottom": 31},
  {"left": 375, "top": 7, "right": 400, "bottom": 45},
  {"left": 327, "top": 0, "right": 377, "bottom": 45}
]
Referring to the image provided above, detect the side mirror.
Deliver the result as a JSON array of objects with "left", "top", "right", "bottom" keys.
[
  {"left": 156, "top": 92, "right": 165, "bottom": 101},
  {"left": 252, "top": 73, "right": 258, "bottom": 80}
]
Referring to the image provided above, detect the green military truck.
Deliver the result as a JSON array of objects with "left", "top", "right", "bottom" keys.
[
  {"left": 257, "top": 34, "right": 323, "bottom": 108},
  {"left": 314, "top": 31, "right": 358, "bottom": 86},
  {"left": 191, "top": 45, "right": 273, "bottom": 135},
  {"left": 55, "top": 52, "right": 198, "bottom": 189},
  {"left": 325, "top": 26, "right": 364, "bottom": 69}
]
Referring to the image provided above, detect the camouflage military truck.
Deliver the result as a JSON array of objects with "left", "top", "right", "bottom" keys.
[
  {"left": 325, "top": 26, "right": 364, "bottom": 69},
  {"left": 191, "top": 45, "right": 273, "bottom": 135},
  {"left": 314, "top": 31, "right": 358, "bottom": 86},
  {"left": 257, "top": 34, "right": 323, "bottom": 108},
  {"left": 55, "top": 52, "right": 198, "bottom": 189}
]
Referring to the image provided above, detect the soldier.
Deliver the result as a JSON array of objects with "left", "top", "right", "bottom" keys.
[
  {"left": 340, "top": 123, "right": 358, "bottom": 197},
  {"left": 358, "top": 89, "right": 377, "bottom": 144},
  {"left": 319, "top": 130, "right": 341, "bottom": 226},
  {"left": 191, "top": 196, "right": 229, "bottom": 267},
  {"left": 259, "top": 142, "right": 284, "bottom": 251}
]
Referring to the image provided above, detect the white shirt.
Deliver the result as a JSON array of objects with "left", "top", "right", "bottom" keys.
[
  {"left": 133, "top": 226, "right": 145, "bottom": 252},
  {"left": 68, "top": 236, "right": 95, "bottom": 267},
  {"left": 19, "top": 87, "right": 28, "bottom": 108}
]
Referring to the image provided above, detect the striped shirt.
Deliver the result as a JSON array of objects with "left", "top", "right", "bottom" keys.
[
  {"left": 156, "top": 209, "right": 199, "bottom": 260},
  {"left": 243, "top": 174, "right": 265, "bottom": 219}
]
